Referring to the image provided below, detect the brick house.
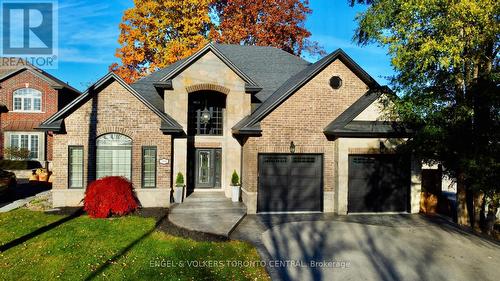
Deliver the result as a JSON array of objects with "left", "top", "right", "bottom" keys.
[
  {"left": 0, "top": 61, "right": 80, "bottom": 165},
  {"left": 39, "top": 43, "right": 422, "bottom": 214}
]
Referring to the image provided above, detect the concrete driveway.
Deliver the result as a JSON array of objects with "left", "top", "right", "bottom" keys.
[{"left": 231, "top": 214, "right": 500, "bottom": 281}]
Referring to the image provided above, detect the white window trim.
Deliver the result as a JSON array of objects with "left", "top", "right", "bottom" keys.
[
  {"left": 12, "top": 88, "right": 43, "bottom": 113},
  {"left": 9, "top": 133, "right": 41, "bottom": 161}
]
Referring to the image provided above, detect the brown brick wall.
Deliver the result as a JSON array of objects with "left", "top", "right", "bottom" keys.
[
  {"left": 0, "top": 70, "right": 69, "bottom": 161},
  {"left": 52, "top": 80, "right": 172, "bottom": 191},
  {"left": 242, "top": 60, "right": 370, "bottom": 193}
]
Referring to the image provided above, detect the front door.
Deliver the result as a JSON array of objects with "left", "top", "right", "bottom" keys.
[{"left": 195, "top": 149, "right": 222, "bottom": 189}]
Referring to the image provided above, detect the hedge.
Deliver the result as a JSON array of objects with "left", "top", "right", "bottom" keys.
[{"left": 0, "top": 160, "right": 42, "bottom": 170}]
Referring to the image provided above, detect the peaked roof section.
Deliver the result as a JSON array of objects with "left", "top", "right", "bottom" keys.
[
  {"left": 0, "top": 58, "right": 80, "bottom": 93},
  {"left": 232, "top": 49, "right": 381, "bottom": 134},
  {"left": 131, "top": 43, "right": 311, "bottom": 105},
  {"left": 214, "top": 44, "right": 311, "bottom": 101},
  {"left": 158, "top": 43, "right": 261, "bottom": 89},
  {"left": 324, "top": 88, "right": 413, "bottom": 138},
  {"left": 38, "top": 72, "right": 183, "bottom": 133}
]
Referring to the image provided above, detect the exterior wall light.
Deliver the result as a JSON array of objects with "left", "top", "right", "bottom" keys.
[
  {"left": 200, "top": 107, "right": 211, "bottom": 124},
  {"left": 290, "top": 141, "right": 296, "bottom": 154}
]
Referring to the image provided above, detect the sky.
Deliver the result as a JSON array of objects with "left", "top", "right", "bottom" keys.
[{"left": 46, "top": 0, "right": 394, "bottom": 91}]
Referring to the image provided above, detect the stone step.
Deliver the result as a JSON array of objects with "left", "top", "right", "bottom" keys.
[
  {"left": 170, "top": 201, "right": 246, "bottom": 213},
  {"left": 185, "top": 196, "right": 229, "bottom": 203},
  {"left": 184, "top": 191, "right": 229, "bottom": 202}
]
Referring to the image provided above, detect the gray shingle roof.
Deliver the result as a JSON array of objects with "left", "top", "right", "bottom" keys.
[
  {"left": 213, "top": 44, "right": 311, "bottom": 102},
  {"left": 232, "top": 49, "right": 381, "bottom": 133},
  {"left": 0, "top": 57, "right": 81, "bottom": 93},
  {"left": 324, "top": 120, "right": 412, "bottom": 138},
  {"left": 129, "top": 44, "right": 311, "bottom": 113},
  {"left": 130, "top": 59, "right": 187, "bottom": 113},
  {"left": 323, "top": 89, "right": 412, "bottom": 138},
  {"left": 38, "top": 72, "right": 182, "bottom": 133}
]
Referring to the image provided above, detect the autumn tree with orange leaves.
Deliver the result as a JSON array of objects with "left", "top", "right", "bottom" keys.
[
  {"left": 111, "top": 0, "right": 321, "bottom": 83},
  {"left": 110, "top": 0, "right": 212, "bottom": 83},
  {"left": 211, "top": 0, "right": 323, "bottom": 57}
]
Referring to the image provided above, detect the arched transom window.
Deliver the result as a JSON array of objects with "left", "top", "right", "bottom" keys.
[
  {"left": 96, "top": 133, "right": 132, "bottom": 180},
  {"left": 13, "top": 88, "right": 42, "bottom": 112}
]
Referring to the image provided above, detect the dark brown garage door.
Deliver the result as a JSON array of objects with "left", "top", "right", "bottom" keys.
[
  {"left": 348, "top": 154, "right": 410, "bottom": 213},
  {"left": 257, "top": 154, "right": 323, "bottom": 213}
]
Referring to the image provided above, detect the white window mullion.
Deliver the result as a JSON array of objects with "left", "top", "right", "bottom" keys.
[
  {"left": 13, "top": 88, "right": 42, "bottom": 112},
  {"left": 9, "top": 133, "right": 40, "bottom": 160}
]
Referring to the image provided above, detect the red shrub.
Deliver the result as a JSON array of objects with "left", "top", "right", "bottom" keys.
[{"left": 84, "top": 177, "right": 138, "bottom": 218}]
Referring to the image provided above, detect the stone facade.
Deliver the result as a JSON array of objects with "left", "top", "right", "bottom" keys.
[
  {"left": 166, "top": 51, "right": 250, "bottom": 198},
  {"left": 52, "top": 80, "right": 172, "bottom": 207}
]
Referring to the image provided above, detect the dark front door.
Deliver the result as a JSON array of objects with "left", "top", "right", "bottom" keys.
[
  {"left": 257, "top": 154, "right": 323, "bottom": 213},
  {"left": 195, "top": 149, "right": 222, "bottom": 189},
  {"left": 348, "top": 154, "right": 411, "bottom": 213}
]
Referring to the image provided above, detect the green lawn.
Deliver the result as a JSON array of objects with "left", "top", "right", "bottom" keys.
[{"left": 0, "top": 209, "right": 269, "bottom": 281}]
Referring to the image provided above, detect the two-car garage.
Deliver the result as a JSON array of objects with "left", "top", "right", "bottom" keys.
[{"left": 256, "top": 153, "right": 411, "bottom": 214}]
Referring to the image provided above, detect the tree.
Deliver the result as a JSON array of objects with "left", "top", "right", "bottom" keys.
[
  {"left": 351, "top": 0, "right": 500, "bottom": 230},
  {"left": 211, "top": 0, "right": 324, "bottom": 57},
  {"left": 111, "top": 0, "right": 323, "bottom": 82},
  {"left": 110, "top": 0, "right": 212, "bottom": 83}
]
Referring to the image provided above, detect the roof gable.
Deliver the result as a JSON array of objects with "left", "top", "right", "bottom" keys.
[
  {"left": 159, "top": 43, "right": 261, "bottom": 91},
  {"left": 0, "top": 60, "right": 80, "bottom": 93},
  {"left": 130, "top": 44, "right": 311, "bottom": 107},
  {"left": 233, "top": 49, "right": 381, "bottom": 133},
  {"left": 323, "top": 88, "right": 412, "bottom": 138},
  {"left": 38, "top": 72, "right": 182, "bottom": 133}
]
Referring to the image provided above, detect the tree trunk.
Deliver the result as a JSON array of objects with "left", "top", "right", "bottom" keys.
[
  {"left": 473, "top": 191, "right": 485, "bottom": 232},
  {"left": 456, "top": 174, "right": 470, "bottom": 226}
]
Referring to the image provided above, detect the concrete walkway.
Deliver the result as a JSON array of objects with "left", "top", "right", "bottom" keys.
[{"left": 169, "top": 191, "right": 246, "bottom": 237}]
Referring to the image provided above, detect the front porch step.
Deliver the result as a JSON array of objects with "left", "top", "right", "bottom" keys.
[
  {"left": 184, "top": 191, "right": 229, "bottom": 202},
  {"left": 170, "top": 201, "right": 246, "bottom": 213}
]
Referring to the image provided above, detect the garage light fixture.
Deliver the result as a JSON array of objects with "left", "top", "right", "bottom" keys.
[{"left": 290, "top": 141, "right": 296, "bottom": 154}]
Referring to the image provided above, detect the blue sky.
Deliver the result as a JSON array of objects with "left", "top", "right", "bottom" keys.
[{"left": 48, "top": 0, "right": 393, "bottom": 91}]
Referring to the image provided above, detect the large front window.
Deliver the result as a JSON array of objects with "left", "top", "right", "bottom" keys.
[
  {"left": 96, "top": 133, "right": 132, "bottom": 180},
  {"left": 13, "top": 88, "right": 42, "bottom": 112},
  {"left": 10, "top": 133, "right": 39, "bottom": 159},
  {"left": 188, "top": 91, "right": 226, "bottom": 136}
]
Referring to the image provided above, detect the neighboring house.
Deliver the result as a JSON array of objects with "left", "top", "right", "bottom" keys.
[
  {"left": 38, "top": 43, "right": 421, "bottom": 214},
  {"left": 0, "top": 60, "right": 81, "bottom": 165}
]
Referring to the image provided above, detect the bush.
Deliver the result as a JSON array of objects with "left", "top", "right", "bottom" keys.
[
  {"left": 84, "top": 177, "right": 138, "bottom": 218},
  {"left": 231, "top": 170, "right": 240, "bottom": 186},
  {"left": 0, "top": 160, "right": 42, "bottom": 170},
  {"left": 4, "top": 147, "right": 30, "bottom": 160},
  {"left": 175, "top": 172, "right": 184, "bottom": 186}
]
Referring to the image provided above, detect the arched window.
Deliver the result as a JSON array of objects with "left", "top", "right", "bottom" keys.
[
  {"left": 188, "top": 91, "right": 226, "bottom": 136},
  {"left": 13, "top": 88, "right": 42, "bottom": 112},
  {"left": 96, "top": 133, "right": 132, "bottom": 180}
]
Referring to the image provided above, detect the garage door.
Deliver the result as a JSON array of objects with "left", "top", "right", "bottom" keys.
[
  {"left": 348, "top": 154, "right": 410, "bottom": 213},
  {"left": 258, "top": 154, "right": 323, "bottom": 213}
]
